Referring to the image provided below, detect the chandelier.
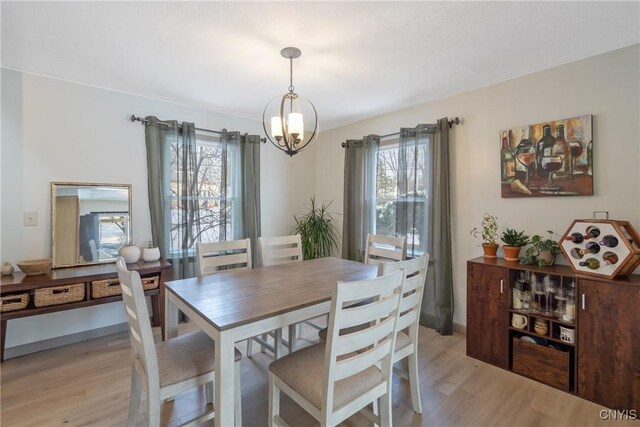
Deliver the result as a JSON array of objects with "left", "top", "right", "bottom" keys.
[{"left": 263, "top": 47, "right": 318, "bottom": 156}]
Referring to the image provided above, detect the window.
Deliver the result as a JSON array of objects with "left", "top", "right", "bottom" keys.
[
  {"left": 97, "top": 212, "right": 129, "bottom": 260},
  {"left": 375, "top": 139, "right": 429, "bottom": 255},
  {"left": 168, "top": 134, "right": 236, "bottom": 254}
]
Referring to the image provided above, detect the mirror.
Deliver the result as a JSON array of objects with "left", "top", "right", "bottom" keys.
[{"left": 51, "top": 182, "right": 132, "bottom": 268}]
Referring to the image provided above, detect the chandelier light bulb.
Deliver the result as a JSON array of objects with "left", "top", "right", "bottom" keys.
[
  {"left": 270, "top": 116, "right": 283, "bottom": 140},
  {"left": 288, "top": 112, "right": 304, "bottom": 140}
]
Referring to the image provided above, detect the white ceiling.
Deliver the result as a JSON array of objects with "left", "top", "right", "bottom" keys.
[{"left": 2, "top": 1, "right": 639, "bottom": 130}]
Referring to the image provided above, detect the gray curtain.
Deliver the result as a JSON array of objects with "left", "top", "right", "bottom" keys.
[
  {"left": 225, "top": 130, "right": 262, "bottom": 267},
  {"left": 145, "top": 117, "right": 197, "bottom": 279},
  {"left": 424, "top": 118, "right": 454, "bottom": 335},
  {"left": 342, "top": 134, "right": 379, "bottom": 262},
  {"left": 145, "top": 118, "right": 261, "bottom": 279}
]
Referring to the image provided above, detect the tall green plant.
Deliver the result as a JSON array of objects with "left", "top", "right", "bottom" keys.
[{"left": 293, "top": 198, "right": 340, "bottom": 260}]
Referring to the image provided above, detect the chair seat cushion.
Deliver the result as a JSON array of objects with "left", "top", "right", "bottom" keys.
[
  {"left": 156, "top": 330, "right": 242, "bottom": 387},
  {"left": 269, "top": 343, "right": 383, "bottom": 410},
  {"left": 318, "top": 327, "right": 412, "bottom": 353}
]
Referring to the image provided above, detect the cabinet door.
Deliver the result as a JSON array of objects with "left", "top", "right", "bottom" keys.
[
  {"left": 467, "top": 262, "right": 509, "bottom": 368},
  {"left": 578, "top": 280, "right": 640, "bottom": 411}
]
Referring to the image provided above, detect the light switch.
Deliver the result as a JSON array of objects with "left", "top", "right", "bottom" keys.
[{"left": 24, "top": 211, "right": 37, "bottom": 226}]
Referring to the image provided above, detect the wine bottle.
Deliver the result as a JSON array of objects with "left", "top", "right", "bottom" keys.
[
  {"left": 579, "top": 258, "right": 600, "bottom": 269},
  {"left": 585, "top": 226, "right": 600, "bottom": 239},
  {"left": 536, "top": 124, "right": 556, "bottom": 178},
  {"left": 603, "top": 252, "right": 619, "bottom": 265},
  {"left": 578, "top": 242, "right": 600, "bottom": 255},
  {"left": 599, "top": 235, "right": 619, "bottom": 248},
  {"left": 551, "top": 124, "right": 572, "bottom": 179},
  {"left": 565, "top": 232, "right": 584, "bottom": 244},
  {"left": 501, "top": 136, "right": 516, "bottom": 183}
]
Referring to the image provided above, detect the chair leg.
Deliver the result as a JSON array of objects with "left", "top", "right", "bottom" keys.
[
  {"left": 147, "top": 389, "right": 161, "bottom": 427},
  {"left": 247, "top": 338, "right": 253, "bottom": 358},
  {"left": 288, "top": 324, "right": 297, "bottom": 354},
  {"left": 274, "top": 329, "right": 283, "bottom": 359},
  {"left": 379, "top": 391, "right": 392, "bottom": 427},
  {"left": 372, "top": 399, "right": 380, "bottom": 427},
  {"left": 408, "top": 352, "right": 423, "bottom": 414},
  {"left": 205, "top": 381, "right": 214, "bottom": 404},
  {"left": 235, "top": 362, "right": 242, "bottom": 425},
  {"left": 260, "top": 333, "right": 268, "bottom": 353},
  {"left": 128, "top": 370, "right": 141, "bottom": 427},
  {"left": 268, "top": 373, "right": 280, "bottom": 427}
]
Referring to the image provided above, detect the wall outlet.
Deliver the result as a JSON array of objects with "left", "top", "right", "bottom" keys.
[{"left": 24, "top": 211, "right": 37, "bottom": 226}]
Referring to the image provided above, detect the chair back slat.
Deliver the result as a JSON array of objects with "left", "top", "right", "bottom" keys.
[
  {"left": 380, "top": 254, "right": 429, "bottom": 345},
  {"left": 258, "top": 235, "right": 303, "bottom": 267},
  {"left": 323, "top": 271, "right": 403, "bottom": 411},
  {"left": 364, "top": 233, "right": 406, "bottom": 265},
  {"left": 116, "top": 257, "right": 160, "bottom": 390},
  {"left": 196, "top": 239, "right": 252, "bottom": 277},
  {"left": 335, "top": 315, "right": 395, "bottom": 356},
  {"left": 333, "top": 337, "right": 393, "bottom": 381}
]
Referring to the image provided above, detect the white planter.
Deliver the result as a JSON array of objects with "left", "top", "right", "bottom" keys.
[
  {"left": 118, "top": 245, "right": 141, "bottom": 264},
  {"left": 142, "top": 247, "right": 161, "bottom": 262}
]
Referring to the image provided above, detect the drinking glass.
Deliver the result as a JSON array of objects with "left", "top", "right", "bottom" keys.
[
  {"left": 543, "top": 276, "right": 556, "bottom": 316},
  {"left": 530, "top": 274, "right": 542, "bottom": 314},
  {"left": 521, "top": 290, "right": 532, "bottom": 312},
  {"left": 539, "top": 155, "right": 563, "bottom": 191}
]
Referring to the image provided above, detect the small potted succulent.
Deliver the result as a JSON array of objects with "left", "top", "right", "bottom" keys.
[
  {"left": 471, "top": 213, "right": 499, "bottom": 259},
  {"left": 501, "top": 228, "right": 530, "bottom": 262},
  {"left": 520, "top": 230, "right": 561, "bottom": 266}
]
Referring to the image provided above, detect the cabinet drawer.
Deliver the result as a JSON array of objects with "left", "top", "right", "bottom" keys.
[{"left": 512, "top": 337, "right": 571, "bottom": 391}]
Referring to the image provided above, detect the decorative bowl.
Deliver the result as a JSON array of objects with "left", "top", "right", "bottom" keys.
[{"left": 17, "top": 259, "right": 52, "bottom": 276}]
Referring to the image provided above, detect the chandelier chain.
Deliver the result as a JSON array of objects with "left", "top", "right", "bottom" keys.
[{"left": 288, "top": 57, "right": 295, "bottom": 93}]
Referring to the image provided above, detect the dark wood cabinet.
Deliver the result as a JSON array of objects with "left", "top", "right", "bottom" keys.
[
  {"left": 466, "top": 261, "right": 509, "bottom": 368},
  {"left": 578, "top": 279, "right": 640, "bottom": 411},
  {"left": 467, "top": 257, "right": 640, "bottom": 411}
]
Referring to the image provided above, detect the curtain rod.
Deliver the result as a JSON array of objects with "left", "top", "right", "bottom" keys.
[
  {"left": 341, "top": 117, "right": 461, "bottom": 147},
  {"left": 379, "top": 117, "right": 461, "bottom": 139},
  {"left": 130, "top": 115, "right": 223, "bottom": 135}
]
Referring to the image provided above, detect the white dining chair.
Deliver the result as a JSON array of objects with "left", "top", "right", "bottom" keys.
[
  {"left": 317, "top": 254, "right": 430, "bottom": 414},
  {"left": 379, "top": 254, "right": 430, "bottom": 414},
  {"left": 364, "top": 233, "right": 407, "bottom": 266},
  {"left": 116, "top": 257, "right": 243, "bottom": 426},
  {"left": 196, "top": 239, "right": 282, "bottom": 360},
  {"left": 257, "top": 234, "right": 320, "bottom": 354},
  {"left": 268, "top": 270, "right": 404, "bottom": 427}
]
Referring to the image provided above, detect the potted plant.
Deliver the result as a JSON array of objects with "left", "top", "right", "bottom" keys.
[
  {"left": 501, "top": 228, "right": 530, "bottom": 262},
  {"left": 520, "top": 230, "right": 561, "bottom": 266},
  {"left": 471, "top": 213, "right": 499, "bottom": 259},
  {"left": 292, "top": 198, "right": 340, "bottom": 260}
]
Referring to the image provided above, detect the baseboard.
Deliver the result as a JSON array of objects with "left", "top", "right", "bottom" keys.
[
  {"left": 4, "top": 322, "right": 129, "bottom": 360},
  {"left": 420, "top": 313, "right": 467, "bottom": 335}
]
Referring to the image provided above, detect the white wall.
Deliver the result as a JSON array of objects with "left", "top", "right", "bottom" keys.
[
  {"left": 0, "top": 69, "right": 316, "bottom": 348},
  {"left": 315, "top": 45, "right": 640, "bottom": 328}
]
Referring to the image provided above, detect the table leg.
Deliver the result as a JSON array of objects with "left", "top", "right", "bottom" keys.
[
  {"left": 1, "top": 319, "right": 6, "bottom": 362},
  {"left": 164, "top": 292, "right": 178, "bottom": 341},
  {"left": 150, "top": 294, "right": 161, "bottom": 327},
  {"left": 215, "top": 331, "right": 236, "bottom": 427}
]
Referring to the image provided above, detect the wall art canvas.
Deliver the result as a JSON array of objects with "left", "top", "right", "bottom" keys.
[{"left": 500, "top": 115, "right": 593, "bottom": 198}]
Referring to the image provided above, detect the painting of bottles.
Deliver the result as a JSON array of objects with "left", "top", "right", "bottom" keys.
[{"left": 500, "top": 115, "right": 593, "bottom": 198}]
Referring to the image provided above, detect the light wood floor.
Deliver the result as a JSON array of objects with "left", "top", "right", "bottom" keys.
[{"left": 0, "top": 321, "right": 627, "bottom": 427}]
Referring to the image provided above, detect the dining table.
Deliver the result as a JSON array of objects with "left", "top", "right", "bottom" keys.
[{"left": 164, "top": 256, "right": 378, "bottom": 427}]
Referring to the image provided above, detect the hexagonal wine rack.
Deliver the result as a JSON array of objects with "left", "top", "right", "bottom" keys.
[{"left": 560, "top": 219, "right": 640, "bottom": 279}]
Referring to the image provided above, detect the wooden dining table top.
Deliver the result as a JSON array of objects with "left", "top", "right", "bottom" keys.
[{"left": 165, "top": 257, "right": 377, "bottom": 331}]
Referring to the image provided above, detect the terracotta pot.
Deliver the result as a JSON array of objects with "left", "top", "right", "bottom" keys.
[
  {"left": 482, "top": 243, "right": 499, "bottom": 259},
  {"left": 538, "top": 251, "right": 555, "bottom": 265},
  {"left": 503, "top": 245, "right": 522, "bottom": 262}
]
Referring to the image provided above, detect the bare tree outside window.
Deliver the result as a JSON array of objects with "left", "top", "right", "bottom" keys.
[{"left": 169, "top": 137, "right": 234, "bottom": 253}]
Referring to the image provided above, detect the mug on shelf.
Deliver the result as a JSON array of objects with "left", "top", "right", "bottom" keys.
[
  {"left": 560, "top": 326, "right": 575, "bottom": 343},
  {"left": 511, "top": 314, "right": 528, "bottom": 330}
]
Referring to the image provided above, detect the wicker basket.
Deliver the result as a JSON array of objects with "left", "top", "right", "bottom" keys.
[
  {"left": 141, "top": 276, "right": 159, "bottom": 291},
  {"left": 91, "top": 275, "right": 159, "bottom": 299},
  {"left": 91, "top": 278, "right": 121, "bottom": 298},
  {"left": 34, "top": 283, "right": 85, "bottom": 307},
  {"left": 0, "top": 292, "right": 30, "bottom": 312}
]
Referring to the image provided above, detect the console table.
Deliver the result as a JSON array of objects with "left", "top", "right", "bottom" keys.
[{"left": 0, "top": 259, "right": 172, "bottom": 361}]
